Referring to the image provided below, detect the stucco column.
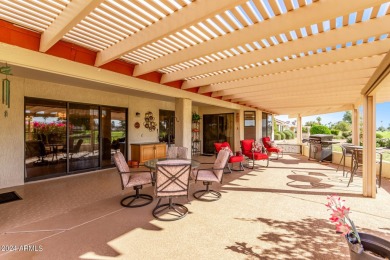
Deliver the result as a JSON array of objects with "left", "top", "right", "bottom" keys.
[
  {"left": 362, "top": 95, "right": 376, "bottom": 198},
  {"left": 256, "top": 110, "right": 262, "bottom": 140},
  {"left": 352, "top": 107, "right": 360, "bottom": 145},
  {"left": 297, "top": 114, "right": 302, "bottom": 144},
  {"left": 175, "top": 98, "right": 192, "bottom": 159}
]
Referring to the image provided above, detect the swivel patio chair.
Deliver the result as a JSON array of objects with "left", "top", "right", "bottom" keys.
[
  {"left": 240, "top": 139, "right": 269, "bottom": 169},
  {"left": 167, "top": 146, "right": 189, "bottom": 159},
  {"left": 113, "top": 152, "right": 154, "bottom": 208},
  {"left": 193, "top": 149, "right": 230, "bottom": 201},
  {"left": 262, "top": 137, "right": 283, "bottom": 159},
  {"left": 214, "top": 142, "right": 244, "bottom": 173},
  {"left": 153, "top": 160, "right": 192, "bottom": 221}
]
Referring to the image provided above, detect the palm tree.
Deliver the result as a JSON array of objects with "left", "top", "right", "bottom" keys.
[{"left": 316, "top": 116, "right": 322, "bottom": 125}]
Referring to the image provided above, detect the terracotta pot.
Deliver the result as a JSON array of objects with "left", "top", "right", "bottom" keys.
[
  {"left": 128, "top": 160, "right": 139, "bottom": 168},
  {"left": 347, "top": 233, "right": 390, "bottom": 260}
]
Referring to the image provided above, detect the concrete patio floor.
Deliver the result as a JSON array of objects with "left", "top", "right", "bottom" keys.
[{"left": 1, "top": 154, "right": 390, "bottom": 260}]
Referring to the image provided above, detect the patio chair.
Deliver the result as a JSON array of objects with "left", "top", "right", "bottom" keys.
[
  {"left": 262, "top": 137, "right": 283, "bottom": 159},
  {"left": 240, "top": 139, "right": 269, "bottom": 169},
  {"left": 214, "top": 142, "right": 244, "bottom": 173},
  {"left": 167, "top": 146, "right": 189, "bottom": 159},
  {"left": 336, "top": 144, "right": 354, "bottom": 177},
  {"left": 193, "top": 149, "right": 230, "bottom": 201},
  {"left": 25, "top": 140, "right": 48, "bottom": 165},
  {"left": 153, "top": 160, "right": 191, "bottom": 221},
  {"left": 69, "top": 139, "right": 83, "bottom": 159},
  {"left": 113, "top": 152, "right": 154, "bottom": 208}
]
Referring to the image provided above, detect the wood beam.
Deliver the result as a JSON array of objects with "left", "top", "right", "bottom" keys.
[
  {"left": 212, "top": 69, "right": 373, "bottom": 97},
  {"left": 198, "top": 55, "right": 384, "bottom": 94},
  {"left": 39, "top": 0, "right": 105, "bottom": 52},
  {"left": 183, "top": 38, "right": 390, "bottom": 88},
  {"left": 95, "top": 0, "right": 245, "bottom": 67},
  {"left": 361, "top": 49, "right": 390, "bottom": 96},
  {"left": 134, "top": 0, "right": 387, "bottom": 76},
  {"left": 162, "top": 15, "right": 390, "bottom": 83}
]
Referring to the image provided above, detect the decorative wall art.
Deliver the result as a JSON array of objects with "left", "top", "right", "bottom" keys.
[{"left": 143, "top": 111, "right": 156, "bottom": 131}]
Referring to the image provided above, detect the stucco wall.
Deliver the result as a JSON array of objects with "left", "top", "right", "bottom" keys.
[{"left": 0, "top": 76, "right": 175, "bottom": 189}]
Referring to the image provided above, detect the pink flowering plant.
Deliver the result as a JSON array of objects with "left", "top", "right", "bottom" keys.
[{"left": 326, "top": 195, "right": 363, "bottom": 253}]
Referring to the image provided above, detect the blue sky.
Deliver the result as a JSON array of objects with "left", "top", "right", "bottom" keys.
[{"left": 276, "top": 102, "right": 390, "bottom": 128}]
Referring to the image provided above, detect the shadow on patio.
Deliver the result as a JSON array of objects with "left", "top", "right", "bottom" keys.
[{"left": 1, "top": 154, "right": 390, "bottom": 259}]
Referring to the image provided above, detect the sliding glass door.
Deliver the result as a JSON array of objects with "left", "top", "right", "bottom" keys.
[
  {"left": 101, "top": 107, "right": 127, "bottom": 168},
  {"left": 68, "top": 103, "right": 100, "bottom": 172},
  {"left": 25, "top": 98, "right": 127, "bottom": 181},
  {"left": 203, "top": 113, "right": 234, "bottom": 154},
  {"left": 25, "top": 98, "right": 67, "bottom": 179}
]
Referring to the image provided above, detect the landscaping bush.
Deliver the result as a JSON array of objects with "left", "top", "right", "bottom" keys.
[
  {"left": 386, "top": 139, "right": 390, "bottom": 148},
  {"left": 274, "top": 133, "right": 281, "bottom": 140},
  {"left": 377, "top": 138, "right": 389, "bottom": 148},
  {"left": 346, "top": 137, "right": 352, "bottom": 143},
  {"left": 279, "top": 132, "right": 286, "bottom": 140},
  {"left": 285, "top": 129, "right": 295, "bottom": 138},
  {"left": 376, "top": 133, "right": 384, "bottom": 139},
  {"left": 283, "top": 130, "right": 292, "bottom": 139},
  {"left": 302, "top": 126, "right": 308, "bottom": 133},
  {"left": 342, "top": 131, "right": 352, "bottom": 138},
  {"left": 310, "top": 125, "right": 331, "bottom": 135},
  {"left": 331, "top": 129, "right": 340, "bottom": 136}
]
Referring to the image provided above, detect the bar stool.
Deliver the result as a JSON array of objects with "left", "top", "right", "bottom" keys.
[{"left": 336, "top": 144, "right": 354, "bottom": 177}]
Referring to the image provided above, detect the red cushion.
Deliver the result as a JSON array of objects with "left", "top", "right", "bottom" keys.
[
  {"left": 262, "top": 137, "right": 271, "bottom": 148},
  {"left": 266, "top": 147, "right": 282, "bottom": 153},
  {"left": 214, "top": 143, "right": 223, "bottom": 153},
  {"left": 214, "top": 142, "right": 231, "bottom": 153},
  {"left": 229, "top": 155, "right": 244, "bottom": 163},
  {"left": 243, "top": 151, "right": 268, "bottom": 160},
  {"left": 240, "top": 139, "right": 254, "bottom": 154}
]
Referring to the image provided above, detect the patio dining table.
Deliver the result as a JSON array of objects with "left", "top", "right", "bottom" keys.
[
  {"left": 144, "top": 158, "right": 201, "bottom": 170},
  {"left": 348, "top": 145, "right": 388, "bottom": 188}
]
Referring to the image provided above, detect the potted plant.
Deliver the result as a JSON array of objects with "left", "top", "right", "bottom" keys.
[
  {"left": 192, "top": 112, "right": 201, "bottom": 122},
  {"left": 326, "top": 195, "right": 390, "bottom": 259}
]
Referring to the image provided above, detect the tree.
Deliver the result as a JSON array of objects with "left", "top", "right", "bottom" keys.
[
  {"left": 333, "top": 121, "right": 351, "bottom": 132},
  {"left": 343, "top": 111, "right": 352, "bottom": 124},
  {"left": 377, "top": 126, "right": 386, "bottom": 132},
  {"left": 305, "top": 120, "right": 318, "bottom": 126},
  {"left": 316, "top": 116, "right": 322, "bottom": 125}
]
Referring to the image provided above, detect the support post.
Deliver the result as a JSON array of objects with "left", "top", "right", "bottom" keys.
[
  {"left": 362, "top": 95, "right": 376, "bottom": 198},
  {"left": 175, "top": 98, "right": 192, "bottom": 159},
  {"left": 297, "top": 114, "right": 302, "bottom": 144},
  {"left": 352, "top": 107, "right": 360, "bottom": 145}
]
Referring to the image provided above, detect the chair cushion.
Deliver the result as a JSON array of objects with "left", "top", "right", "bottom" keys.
[
  {"left": 125, "top": 171, "right": 153, "bottom": 188},
  {"left": 267, "top": 147, "right": 282, "bottom": 153},
  {"left": 214, "top": 142, "right": 231, "bottom": 153},
  {"left": 196, "top": 169, "right": 219, "bottom": 182},
  {"left": 262, "top": 137, "right": 271, "bottom": 148},
  {"left": 252, "top": 141, "right": 263, "bottom": 152},
  {"left": 229, "top": 155, "right": 244, "bottom": 163},
  {"left": 241, "top": 139, "right": 254, "bottom": 154},
  {"left": 243, "top": 151, "right": 268, "bottom": 160}
]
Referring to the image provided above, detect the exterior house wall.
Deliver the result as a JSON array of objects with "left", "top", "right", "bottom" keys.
[{"left": 0, "top": 76, "right": 174, "bottom": 189}]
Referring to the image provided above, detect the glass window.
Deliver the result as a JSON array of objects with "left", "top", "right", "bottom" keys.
[
  {"left": 244, "top": 111, "right": 256, "bottom": 140},
  {"left": 262, "top": 112, "right": 273, "bottom": 138},
  {"left": 159, "top": 110, "right": 175, "bottom": 145},
  {"left": 25, "top": 98, "right": 67, "bottom": 180}
]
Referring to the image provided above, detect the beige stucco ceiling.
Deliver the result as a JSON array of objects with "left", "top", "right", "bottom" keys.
[{"left": 0, "top": 0, "right": 389, "bottom": 116}]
